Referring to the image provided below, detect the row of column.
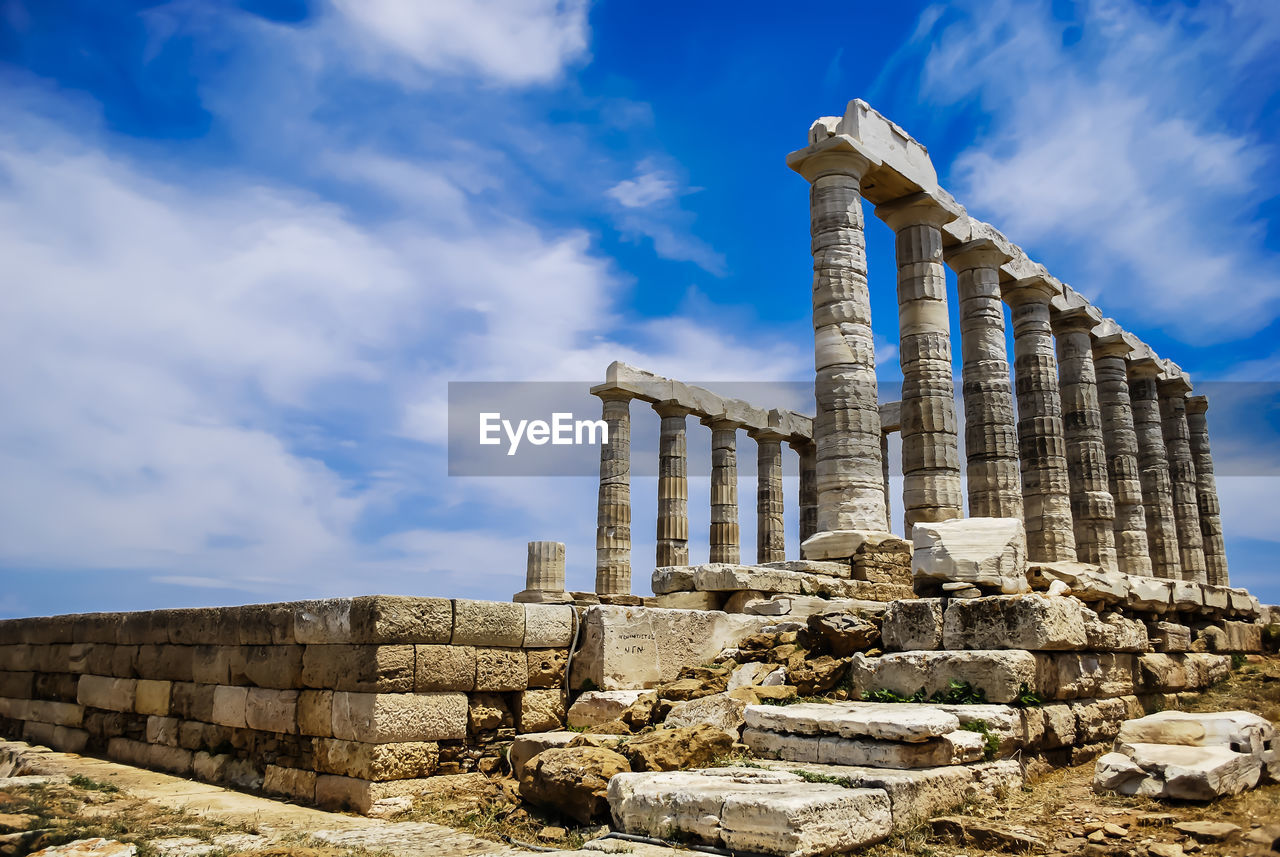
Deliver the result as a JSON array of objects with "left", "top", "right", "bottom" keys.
[
  {"left": 593, "top": 394, "right": 820, "bottom": 595},
  {"left": 787, "top": 137, "right": 1227, "bottom": 584}
]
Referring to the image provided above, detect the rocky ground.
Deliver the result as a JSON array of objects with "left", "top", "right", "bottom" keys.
[{"left": 1, "top": 655, "right": 1277, "bottom": 857}]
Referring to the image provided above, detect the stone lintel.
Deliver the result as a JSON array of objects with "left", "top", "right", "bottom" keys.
[
  {"left": 943, "top": 236, "right": 1012, "bottom": 272},
  {"left": 1186, "top": 395, "right": 1209, "bottom": 415},
  {"left": 873, "top": 190, "right": 963, "bottom": 231},
  {"left": 797, "top": 99, "right": 941, "bottom": 203}
]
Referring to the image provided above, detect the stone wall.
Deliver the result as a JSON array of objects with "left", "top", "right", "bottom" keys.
[{"left": 0, "top": 596, "right": 574, "bottom": 813}]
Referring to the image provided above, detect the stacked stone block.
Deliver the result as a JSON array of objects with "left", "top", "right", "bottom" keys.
[{"left": 0, "top": 596, "right": 574, "bottom": 814}]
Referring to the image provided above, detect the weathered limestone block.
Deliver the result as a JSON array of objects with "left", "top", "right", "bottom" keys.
[
  {"left": 1148, "top": 622, "right": 1192, "bottom": 653},
  {"left": 1171, "top": 581, "right": 1204, "bottom": 612},
  {"left": 1201, "top": 585, "right": 1230, "bottom": 613},
  {"left": 168, "top": 607, "right": 238, "bottom": 646},
  {"left": 106, "top": 736, "right": 150, "bottom": 767},
  {"left": 331, "top": 691, "right": 467, "bottom": 743},
  {"left": 0, "top": 671, "right": 33, "bottom": 699},
  {"left": 315, "top": 773, "right": 446, "bottom": 815},
  {"left": 523, "top": 745, "right": 632, "bottom": 824},
  {"left": 1228, "top": 588, "right": 1262, "bottom": 620},
  {"left": 145, "top": 715, "right": 180, "bottom": 747},
  {"left": 649, "top": 591, "right": 726, "bottom": 611},
  {"left": 526, "top": 648, "right": 567, "bottom": 689},
  {"left": 297, "top": 689, "right": 333, "bottom": 737},
  {"left": 608, "top": 766, "right": 892, "bottom": 855},
  {"left": 170, "top": 682, "right": 216, "bottom": 723},
  {"left": 1117, "top": 711, "right": 1276, "bottom": 760},
  {"left": 245, "top": 687, "right": 298, "bottom": 734},
  {"left": 931, "top": 704, "right": 1024, "bottom": 756},
  {"left": 413, "top": 644, "right": 476, "bottom": 692},
  {"left": 746, "top": 729, "right": 983, "bottom": 768},
  {"left": 1027, "top": 561, "right": 1127, "bottom": 604},
  {"left": 567, "top": 690, "right": 649, "bottom": 729},
  {"left": 301, "top": 644, "right": 415, "bottom": 693},
  {"left": 238, "top": 602, "right": 299, "bottom": 645},
  {"left": 263, "top": 765, "right": 316, "bottom": 802},
  {"left": 190, "top": 645, "right": 240, "bottom": 686},
  {"left": 666, "top": 693, "right": 750, "bottom": 736},
  {"left": 1070, "top": 697, "right": 1132, "bottom": 744},
  {"left": 942, "top": 594, "right": 1087, "bottom": 651},
  {"left": 744, "top": 702, "right": 960, "bottom": 744},
  {"left": 295, "top": 596, "right": 453, "bottom": 645},
  {"left": 1126, "top": 576, "right": 1174, "bottom": 613},
  {"left": 469, "top": 692, "right": 514, "bottom": 733},
  {"left": 881, "top": 599, "right": 944, "bottom": 652},
  {"left": 475, "top": 648, "right": 527, "bottom": 692},
  {"left": 1036, "top": 653, "right": 1136, "bottom": 701},
  {"left": 762, "top": 559, "right": 853, "bottom": 579},
  {"left": 1194, "top": 621, "right": 1262, "bottom": 654},
  {"left": 133, "top": 679, "right": 171, "bottom": 716},
  {"left": 314, "top": 737, "right": 438, "bottom": 781},
  {"left": 519, "top": 688, "right": 566, "bottom": 733},
  {"left": 510, "top": 731, "right": 577, "bottom": 779},
  {"left": 1083, "top": 611, "right": 1149, "bottom": 652},
  {"left": 240, "top": 644, "right": 303, "bottom": 689},
  {"left": 523, "top": 604, "right": 575, "bottom": 648},
  {"left": 76, "top": 675, "right": 137, "bottom": 713},
  {"left": 451, "top": 600, "right": 524, "bottom": 647},
  {"left": 912, "top": 518, "right": 1029, "bottom": 595},
  {"left": 1095, "top": 743, "right": 1261, "bottom": 800},
  {"left": 1021, "top": 703, "right": 1078, "bottom": 750},
  {"left": 24, "top": 699, "right": 84, "bottom": 727},
  {"left": 846, "top": 650, "right": 1038, "bottom": 704},
  {"left": 135, "top": 644, "right": 194, "bottom": 683},
  {"left": 23, "top": 722, "right": 89, "bottom": 753}
]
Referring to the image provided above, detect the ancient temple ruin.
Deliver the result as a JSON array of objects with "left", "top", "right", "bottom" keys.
[{"left": 0, "top": 100, "right": 1274, "bottom": 857}]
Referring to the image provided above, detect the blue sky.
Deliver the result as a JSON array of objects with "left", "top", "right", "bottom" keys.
[{"left": 2, "top": 0, "right": 1279, "bottom": 616}]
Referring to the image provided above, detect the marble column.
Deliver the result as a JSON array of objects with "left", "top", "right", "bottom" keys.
[
  {"left": 752, "top": 428, "right": 787, "bottom": 564},
  {"left": 1158, "top": 372, "right": 1208, "bottom": 583},
  {"left": 1003, "top": 276, "right": 1076, "bottom": 562},
  {"left": 789, "top": 136, "right": 888, "bottom": 559},
  {"left": 876, "top": 193, "right": 963, "bottom": 534},
  {"left": 594, "top": 390, "right": 632, "bottom": 594},
  {"left": 514, "top": 541, "right": 571, "bottom": 604},
  {"left": 793, "top": 439, "right": 818, "bottom": 545},
  {"left": 881, "top": 431, "right": 892, "bottom": 528},
  {"left": 1052, "top": 303, "right": 1118, "bottom": 571},
  {"left": 1186, "top": 396, "right": 1229, "bottom": 587},
  {"left": 1091, "top": 325, "right": 1152, "bottom": 577},
  {"left": 945, "top": 238, "right": 1022, "bottom": 520},
  {"left": 1127, "top": 355, "right": 1182, "bottom": 580},
  {"left": 704, "top": 416, "right": 742, "bottom": 565},
  {"left": 655, "top": 401, "right": 691, "bottom": 568}
]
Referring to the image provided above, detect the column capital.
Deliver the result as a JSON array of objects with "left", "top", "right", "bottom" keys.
[
  {"left": 748, "top": 426, "right": 789, "bottom": 443},
  {"left": 873, "top": 190, "right": 963, "bottom": 232},
  {"left": 1002, "top": 274, "right": 1060, "bottom": 307},
  {"left": 700, "top": 414, "right": 743, "bottom": 431},
  {"left": 1090, "top": 317, "right": 1133, "bottom": 359},
  {"left": 1051, "top": 302, "right": 1104, "bottom": 335},
  {"left": 653, "top": 399, "right": 695, "bottom": 419},
  {"left": 788, "top": 436, "right": 815, "bottom": 452},
  {"left": 1157, "top": 374, "right": 1192, "bottom": 397},
  {"left": 944, "top": 236, "right": 1012, "bottom": 273},
  {"left": 590, "top": 384, "right": 636, "bottom": 403},
  {"left": 1127, "top": 353, "right": 1164, "bottom": 379},
  {"left": 786, "top": 134, "right": 877, "bottom": 184},
  {"left": 1186, "top": 395, "right": 1209, "bottom": 415}
]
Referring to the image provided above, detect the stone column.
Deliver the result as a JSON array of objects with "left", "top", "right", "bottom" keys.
[
  {"left": 876, "top": 193, "right": 963, "bottom": 534},
  {"left": 881, "top": 431, "right": 892, "bottom": 528},
  {"left": 593, "top": 390, "right": 632, "bottom": 595},
  {"left": 704, "top": 416, "right": 742, "bottom": 565},
  {"left": 514, "top": 541, "right": 571, "bottom": 603},
  {"left": 1127, "top": 355, "right": 1181, "bottom": 580},
  {"left": 1052, "top": 303, "right": 1118, "bottom": 571},
  {"left": 752, "top": 429, "right": 787, "bottom": 564},
  {"left": 655, "top": 401, "right": 692, "bottom": 568},
  {"left": 1158, "top": 372, "right": 1207, "bottom": 583},
  {"left": 1003, "top": 276, "right": 1076, "bottom": 562},
  {"left": 793, "top": 439, "right": 818, "bottom": 545},
  {"left": 1091, "top": 325, "right": 1152, "bottom": 577},
  {"left": 945, "top": 238, "right": 1022, "bottom": 520},
  {"left": 789, "top": 136, "right": 888, "bottom": 559},
  {"left": 1186, "top": 396, "right": 1229, "bottom": 587}
]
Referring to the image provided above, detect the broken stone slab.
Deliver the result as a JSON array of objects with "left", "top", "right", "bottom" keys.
[
  {"left": 912, "top": 517, "right": 1029, "bottom": 595},
  {"left": 1171, "top": 581, "right": 1204, "bottom": 612},
  {"left": 567, "top": 690, "right": 650, "bottom": 728},
  {"left": 1036, "top": 653, "right": 1137, "bottom": 700},
  {"left": 846, "top": 650, "right": 1038, "bottom": 705},
  {"left": 760, "top": 559, "right": 853, "bottom": 579},
  {"left": 621, "top": 724, "right": 736, "bottom": 772},
  {"left": 522, "top": 746, "right": 632, "bottom": 825},
  {"left": 1116, "top": 710, "right": 1277, "bottom": 767},
  {"left": 743, "top": 702, "right": 961, "bottom": 743},
  {"left": 509, "top": 731, "right": 576, "bottom": 780},
  {"left": 744, "top": 595, "right": 891, "bottom": 619},
  {"left": 1125, "top": 576, "right": 1173, "bottom": 613},
  {"left": 607, "top": 767, "right": 893, "bottom": 857},
  {"left": 1200, "top": 585, "right": 1230, "bottom": 613},
  {"left": 941, "top": 593, "right": 1088, "bottom": 651},
  {"left": 664, "top": 693, "right": 749, "bottom": 736},
  {"left": 802, "top": 529, "right": 902, "bottom": 563},
  {"left": 1027, "top": 561, "right": 1127, "bottom": 604},
  {"left": 1174, "top": 820, "right": 1242, "bottom": 843},
  {"left": 1094, "top": 743, "right": 1261, "bottom": 800},
  {"left": 930, "top": 816, "right": 1044, "bottom": 853},
  {"left": 1084, "top": 611, "right": 1149, "bottom": 652},
  {"left": 882, "top": 598, "right": 944, "bottom": 651},
  {"left": 743, "top": 727, "right": 985, "bottom": 768}
]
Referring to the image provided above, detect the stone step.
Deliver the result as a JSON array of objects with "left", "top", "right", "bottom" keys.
[
  {"left": 743, "top": 725, "right": 984, "bottom": 768},
  {"left": 607, "top": 766, "right": 892, "bottom": 857}
]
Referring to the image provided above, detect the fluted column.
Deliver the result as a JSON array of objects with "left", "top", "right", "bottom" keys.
[
  {"left": 1052, "top": 304, "right": 1118, "bottom": 570},
  {"left": 876, "top": 193, "right": 963, "bottom": 534},
  {"left": 514, "top": 541, "right": 571, "bottom": 604},
  {"left": 704, "top": 416, "right": 741, "bottom": 564},
  {"left": 1158, "top": 372, "right": 1207, "bottom": 583},
  {"left": 1127, "top": 356, "right": 1181, "bottom": 580},
  {"left": 1091, "top": 326, "right": 1152, "bottom": 577},
  {"left": 594, "top": 390, "right": 632, "bottom": 594},
  {"left": 945, "top": 238, "right": 1022, "bottom": 520},
  {"left": 655, "top": 401, "right": 691, "bottom": 568},
  {"left": 1004, "top": 277, "right": 1076, "bottom": 562},
  {"left": 752, "top": 428, "right": 787, "bottom": 564},
  {"left": 793, "top": 439, "right": 818, "bottom": 544},
  {"left": 1186, "top": 396, "right": 1229, "bottom": 586},
  {"left": 788, "top": 137, "right": 888, "bottom": 559}
]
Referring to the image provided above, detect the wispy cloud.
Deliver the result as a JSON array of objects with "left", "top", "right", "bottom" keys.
[{"left": 607, "top": 169, "right": 677, "bottom": 208}]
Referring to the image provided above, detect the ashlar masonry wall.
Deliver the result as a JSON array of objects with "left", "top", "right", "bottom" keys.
[{"left": 0, "top": 596, "right": 575, "bottom": 813}]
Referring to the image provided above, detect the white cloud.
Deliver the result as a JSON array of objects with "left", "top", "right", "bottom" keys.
[
  {"left": 913, "top": 0, "right": 1280, "bottom": 343},
  {"left": 328, "top": 0, "right": 591, "bottom": 86},
  {"left": 607, "top": 170, "right": 677, "bottom": 208}
]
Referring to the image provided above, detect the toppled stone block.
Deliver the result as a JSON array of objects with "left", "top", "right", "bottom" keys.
[
  {"left": 847, "top": 650, "right": 1038, "bottom": 705},
  {"left": 1095, "top": 743, "right": 1261, "bottom": 800},
  {"left": 1193, "top": 621, "right": 1263, "bottom": 654},
  {"left": 1027, "top": 561, "right": 1127, "bottom": 604},
  {"left": 882, "top": 599, "right": 944, "bottom": 651},
  {"left": 942, "top": 594, "right": 1087, "bottom": 651},
  {"left": 510, "top": 731, "right": 577, "bottom": 779},
  {"left": 608, "top": 767, "right": 893, "bottom": 856},
  {"left": 522, "top": 746, "right": 631, "bottom": 825},
  {"left": 622, "top": 723, "right": 736, "bottom": 772},
  {"left": 912, "top": 518, "right": 1028, "bottom": 595},
  {"left": 567, "top": 690, "right": 649, "bottom": 728},
  {"left": 1117, "top": 711, "right": 1277, "bottom": 766},
  {"left": 331, "top": 691, "right": 467, "bottom": 743}
]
